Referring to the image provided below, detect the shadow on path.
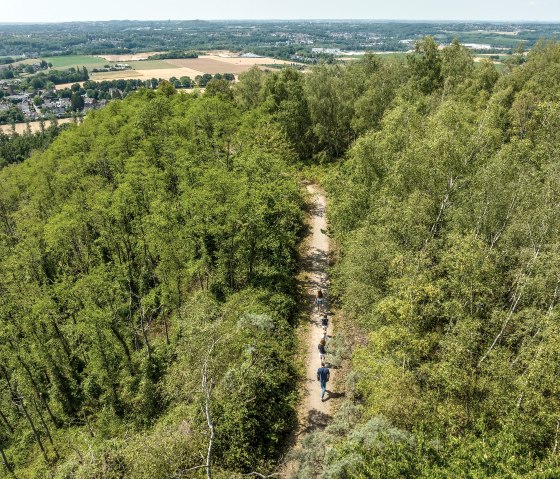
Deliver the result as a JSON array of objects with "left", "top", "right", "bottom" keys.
[{"left": 300, "top": 408, "right": 331, "bottom": 435}]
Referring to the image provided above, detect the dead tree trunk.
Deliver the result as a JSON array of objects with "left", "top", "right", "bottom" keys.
[{"left": 202, "top": 364, "right": 214, "bottom": 479}]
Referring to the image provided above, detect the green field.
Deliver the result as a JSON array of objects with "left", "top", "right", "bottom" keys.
[
  {"left": 41, "top": 55, "right": 113, "bottom": 69},
  {"left": 126, "top": 60, "right": 178, "bottom": 70}
]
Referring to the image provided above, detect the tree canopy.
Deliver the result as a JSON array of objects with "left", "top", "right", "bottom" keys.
[{"left": 3, "top": 37, "right": 560, "bottom": 478}]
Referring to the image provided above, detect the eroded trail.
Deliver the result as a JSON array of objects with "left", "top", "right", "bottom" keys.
[{"left": 299, "top": 184, "right": 332, "bottom": 431}]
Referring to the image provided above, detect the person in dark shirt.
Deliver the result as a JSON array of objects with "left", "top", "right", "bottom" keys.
[
  {"left": 318, "top": 339, "right": 326, "bottom": 362},
  {"left": 321, "top": 314, "right": 328, "bottom": 333},
  {"left": 317, "top": 365, "right": 330, "bottom": 401}
]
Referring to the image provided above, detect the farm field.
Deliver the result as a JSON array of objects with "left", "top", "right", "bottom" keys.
[
  {"left": 0, "top": 117, "right": 76, "bottom": 134},
  {"left": 19, "top": 53, "right": 300, "bottom": 83},
  {"left": 42, "top": 55, "right": 112, "bottom": 69},
  {"left": 90, "top": 71, "right": 147, "bottom": 80},
  {"left": 97, "top": 52, "right": 162, "bottom": 61},
  {"left": 164, "top": 56, "right": 286, "bottom": 74},
  {"left": 87, "top": 54, "right": 299, "bottom": 81},
  {"left": 126, "top": 60, "right": 178, "bottom": 70}
]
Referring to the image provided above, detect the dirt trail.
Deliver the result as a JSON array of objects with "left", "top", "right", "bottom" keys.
[
  {"left": 300, "top": 184, "right": 332, "bottom": 429},
  {"left": 281, "top": 183, "right": 339, "bottom": 476}
]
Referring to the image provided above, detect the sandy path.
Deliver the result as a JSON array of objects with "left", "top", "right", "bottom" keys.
[
  {"left": 300, "top": 184, "right": 332, "bottom": 429},
  {"left": 282, "top": 184, "right": 333, "bottom": 476}
]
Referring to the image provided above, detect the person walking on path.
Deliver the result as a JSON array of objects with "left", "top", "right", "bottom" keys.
[
  {"left": 316, "top": 290, "right": 324, "bottom": 311},
  {"left": 321, "top": 314, "right": 328, "bottom": 333},
  {"left": 318, "top": 339, "right": 326, "bottom": 362},
  {"left": 317, "top": 365, "right": 330, "bottom": 401}
]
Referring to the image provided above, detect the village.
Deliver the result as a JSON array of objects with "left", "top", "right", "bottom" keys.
[{"left": 0, "top": 86, "right": 109, "bottom": 123}]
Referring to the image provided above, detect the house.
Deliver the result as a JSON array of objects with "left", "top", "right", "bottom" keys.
[{"left": 5, "top": 94, "right": 29, "bottom": 103}]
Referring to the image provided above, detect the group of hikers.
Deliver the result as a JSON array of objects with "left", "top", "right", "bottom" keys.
[{"left": 315, "top": 289, "right": 331, "bottom": 402}]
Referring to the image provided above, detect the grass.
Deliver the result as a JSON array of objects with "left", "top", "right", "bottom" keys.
[
  {"left": 337, "top": 52, "right": 409, "bottom": 61},
  {"left": 41, "top": 55, "right": 111, "bottom": 69},
  {"left": 13, "top": 58, "right": 37, "bottom": 66},
  {"left": 126, "top": 60, "right": 178, "bottom": 70},
  {"left": 21, "top": 55, "right": 174, "bottom": 71}
]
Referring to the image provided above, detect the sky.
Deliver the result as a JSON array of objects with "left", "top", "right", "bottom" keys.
[{"left": 1, "top": 0, "right": 559, "bottom": 23}]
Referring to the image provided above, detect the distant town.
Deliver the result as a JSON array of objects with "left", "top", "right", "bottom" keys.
[{"left": 0, "top": 20, "right": 558, "bottom": 126}]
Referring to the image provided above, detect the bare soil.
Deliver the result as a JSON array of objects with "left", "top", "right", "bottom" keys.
[
  {"left": 96, "top": 52, "right": 163, "bottom": 61},
  {"left": 0, "top": 118, "right": 76, "bottom": 135}
]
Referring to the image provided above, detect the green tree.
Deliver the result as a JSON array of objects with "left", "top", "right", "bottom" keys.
[
  {"left": 70, "top": 91, "right": 84, "bottom": 111},
  {"left": 407, "top": 36, "right": 443, "bottom": 94}
]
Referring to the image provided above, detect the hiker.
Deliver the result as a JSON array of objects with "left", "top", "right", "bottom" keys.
[
  {"left": 317, "top": 364, "right": 330, "bottom": 401},
  {"left": 318, "top": 339, "right": 326, "bottom": 362},
  {"left": 321, "top": 314, "right": 328, "bottom": 330},
  {"left": 316, "top": 289, "right": 324, "bottom": 310}
]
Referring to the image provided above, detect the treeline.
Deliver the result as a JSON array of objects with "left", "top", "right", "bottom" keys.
[
  {"left": 0, "top": 83, "right": 304, "bottom": 477},
  {"left": 20, "top": 66, "right": 90, "bottom": 90},
  {"left": 34, "top": 66, "right": 89, "bottom": 85},
  {"left": 147, "top": 50, "right": 198, "bottom": 60},
  {"left": 0, "top": 61, "right": 50, "bottom": 80},
  {"left": 0, "top": 121, "right": 69, "bottom": 167},
  {"left": 0, "top": 108, "right": 24, "bottom": 124}
]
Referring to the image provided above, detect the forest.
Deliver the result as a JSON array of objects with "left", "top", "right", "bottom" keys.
[{"left": 1, "top": 36, "right": 560, "bottom": 478}]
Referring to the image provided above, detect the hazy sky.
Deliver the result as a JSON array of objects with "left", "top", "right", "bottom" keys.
[{"left": 1, "top": 0, "right": 559, "bottom": 23}]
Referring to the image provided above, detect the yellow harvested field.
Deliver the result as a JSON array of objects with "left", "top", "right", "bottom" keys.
[
  {"left": 1, "top": 118, "right": 76, "bottom": 135},
  {"left": 146, "top": 67, "right": 203, "bottom": 79},
  {"left": 205, "top": 55, "right": 294, "bottom": 66},
  {"left": 165, "top": 55, "right": 295, "bottom": 74},
  {"left": 91, "top": 70, "right": 148, "bottom": 80},
  {"left": 90, "top": 68, "right": 200, "bottom": 81},
  {"left": 55, "top": 82, "right": 84, "bottom": 90},
  {"left": 44, "top": 53, "right": 302, "bottom": 85},
  {"left": 97, "top": 52, "right": 163, "bottom": 61}
]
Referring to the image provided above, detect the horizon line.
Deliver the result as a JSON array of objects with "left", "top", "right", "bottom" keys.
[{"left": 1, "top": 18, "right": 560, "bottom": 24}]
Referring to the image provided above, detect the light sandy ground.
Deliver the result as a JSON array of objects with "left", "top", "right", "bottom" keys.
[
  {"left": 282, "top": 184, "right": 335, "bottom": 476},
  {"left": 96, "top": 52, "right": 162, "bottom": 61},
  {"left": 0, "top": 118, "right": 76, "bottom": 135},
  {"left": 302, "top": 184, "right": 332, "bottom": 420}
]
